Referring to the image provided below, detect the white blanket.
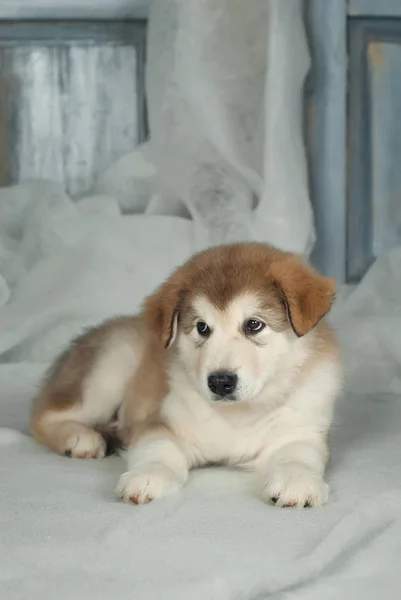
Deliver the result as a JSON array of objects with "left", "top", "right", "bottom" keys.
[
  {"left": 1, "top": 381, "right": 401, "bottom": 599},
  {"left": 1, "top": 182, "right": 401, "bottom": 598}
]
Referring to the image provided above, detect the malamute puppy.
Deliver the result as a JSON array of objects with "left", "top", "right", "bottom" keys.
[{"left": 30, "top": 243, "right": 342, "bottom": 508}]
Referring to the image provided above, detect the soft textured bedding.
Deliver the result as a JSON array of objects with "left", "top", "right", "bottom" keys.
[
  {"left": 1, "top": 377, "right": 401, "bottom": 600},
  {"left": 1, "top": 181, "right": 401, "bottom": 599}
]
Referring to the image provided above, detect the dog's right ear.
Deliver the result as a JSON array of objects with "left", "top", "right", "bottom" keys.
[{"left": 143, "top": 271, "right": 186, "bottom": 349}]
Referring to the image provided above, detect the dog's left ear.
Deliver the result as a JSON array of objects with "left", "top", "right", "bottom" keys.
[
  {"left": 143, "top": 271, "right": 186, "bottom": 349},
  {"left": 271, "top": 256, "right": 336, "bottom": 337}
]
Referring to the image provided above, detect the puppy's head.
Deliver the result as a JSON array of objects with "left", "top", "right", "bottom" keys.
[{"left": 144, "top": 243, "right": 335, "bottom": 403}]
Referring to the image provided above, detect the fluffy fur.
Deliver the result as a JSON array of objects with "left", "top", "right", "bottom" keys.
[{"left": 30, "top": 243, "right": 343, "bottom": 508}]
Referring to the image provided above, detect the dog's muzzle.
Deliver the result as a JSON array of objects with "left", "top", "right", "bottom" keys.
[{"left": 207, "top": 371, "right": 238, "bottom": 399}]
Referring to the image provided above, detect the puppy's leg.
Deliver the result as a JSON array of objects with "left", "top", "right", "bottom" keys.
[
  {"left": 258, "top": 438, "right": 329, "bottom": 508},
  {"left": 30, "top": 320, "right": 141, "bottom": 458},
  {"left": 116, "top": 426, "right": 189, "bottom": 504},
  {"left": 115, "top": 336, "right": 188, "bottom": 504},
  {"left": 32, "top": 416, "right": 108, "bottom": 459},
  {"left": 258, "top": 353, "right": 341, "bottom": 508}
]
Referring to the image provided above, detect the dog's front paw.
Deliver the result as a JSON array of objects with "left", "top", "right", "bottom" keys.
[
  {"left": 115, "top": 466, "right": 181, "bottom": 504},
  {"left": 262, "top": 464, "right": 329, "bottom": 508}
]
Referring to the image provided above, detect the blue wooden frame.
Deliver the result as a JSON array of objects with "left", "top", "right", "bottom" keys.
[
  {"left": 0, "top": 19, "right": 149, "bottom": 188},
  {"left": 0, "top": 21, "right": 147, "bottom": 143},
  {"left": 347, "top": 17, "right": 401, "bottom": 281},
  {"left": 0, "top": 1, "right": 149, "bottom": 20},
  {"left": 348, "top": 0, "right": 401, "bottom": 18},
  {"left": 306, "top": 0, "right": 347, "bottom": 282},
  {"left": 347, "top": 18, "right": 373, "bottom": 282}
]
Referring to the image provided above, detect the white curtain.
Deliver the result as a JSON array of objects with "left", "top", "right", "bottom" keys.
[{"left": 144, "top": 0, "right": 314, "bottom": 255}]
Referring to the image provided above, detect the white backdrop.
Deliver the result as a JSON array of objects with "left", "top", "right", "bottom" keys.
[{"left": 145, "top": 0, "right": 314, "bottom": 253}]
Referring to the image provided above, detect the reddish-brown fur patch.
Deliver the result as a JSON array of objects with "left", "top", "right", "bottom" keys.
[{"left": 119, "top": 333, "right": 169, "bottom": 446}]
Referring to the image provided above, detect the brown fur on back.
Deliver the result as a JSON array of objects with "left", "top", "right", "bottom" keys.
[
  {"left": 30, "top": 316, "right": 146, "bottom": 453},
  {"left": 31, "top": 316, "right": 144, "bottom": 415}
]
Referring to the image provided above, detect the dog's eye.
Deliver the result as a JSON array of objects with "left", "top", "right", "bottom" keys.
[
  {"left": 245, "top": 319, "right": 265, "bottom": 334},
  {"left": 196, "top": 321, "right": 211, "bottom": 337}
]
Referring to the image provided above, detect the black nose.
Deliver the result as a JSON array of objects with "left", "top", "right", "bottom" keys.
[{"left": 207, "top": 371, "right": 238, "bottom": 397}]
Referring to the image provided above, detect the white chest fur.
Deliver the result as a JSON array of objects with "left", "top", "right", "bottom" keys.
[
  {"left": 163, "top": 394, "right": 310, "bottom": 469},
  {"left": 161, "top": 355, "right": 339, "bottom": 470}
]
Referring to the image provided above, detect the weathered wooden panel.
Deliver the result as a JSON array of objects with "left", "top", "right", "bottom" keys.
[
  {"left": 348, "top": 19, "right": 401, "bottom": 281},
  {"left": 0, "top": 22, "right": 147, "bottom": 198},
  {"left": 0, "top": 0, "right": 149, "bottom": 20},
  {"left": 348, "top": 0, "right": 401, "bottom": 17},
  {"left": 347, "top": 19, "right": 372, "bottom": 282},
  {"left": 369, "top": 42, "right": 401, "bottom": 258}
]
